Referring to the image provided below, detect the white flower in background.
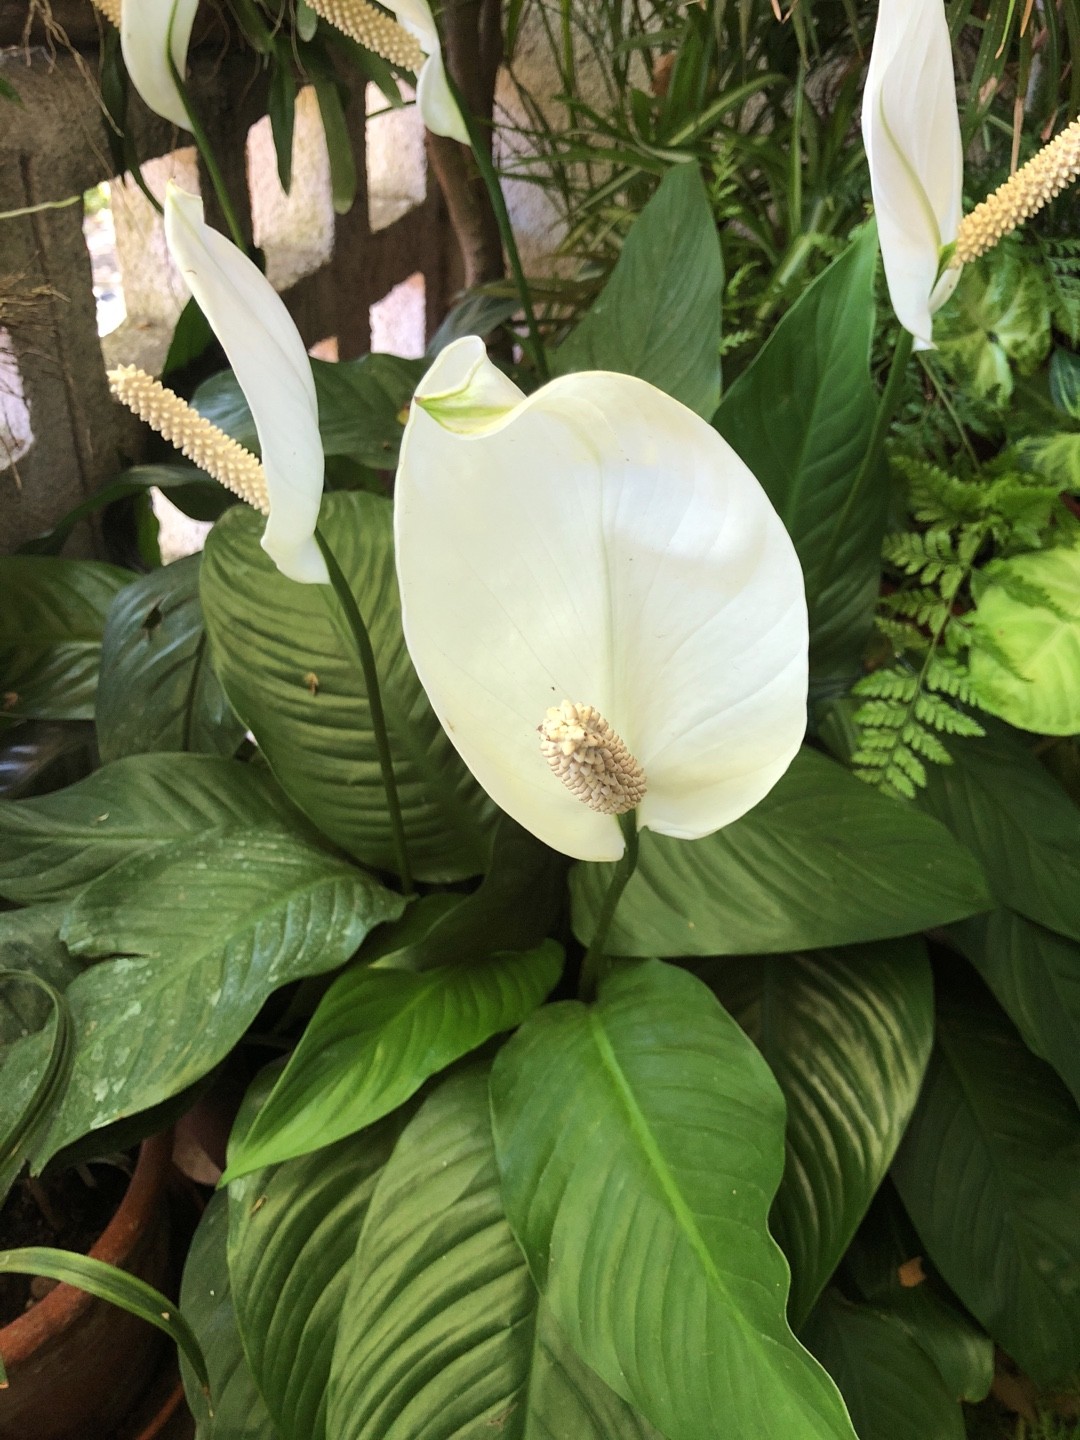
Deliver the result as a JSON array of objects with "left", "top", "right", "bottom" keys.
[
  {"left": 121, "top": 0, "right": 200, "bottom": 131},
  {"left": 394, "top": 337, "right": 809, "bottom": 862},
  {"left": 862, "top": 0, "right": 963, "bottom": 349}
]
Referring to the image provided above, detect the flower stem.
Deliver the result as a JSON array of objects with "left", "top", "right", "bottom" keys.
[
  {"left": 167, "top": 51, "right": 247, "bottom": 251},
  {"left": 314, "top": 528, "right": 415, "bottom": 897},
  {"left": 578, "top": 811, "right": 640, "bottom": 1002},
  {"left": 442, "top": 72, "right": 550, "bottom": 383}
]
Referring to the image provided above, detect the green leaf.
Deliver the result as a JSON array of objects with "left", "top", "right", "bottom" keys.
[
  {"left": 968, "top": 542, "right": 1080, "bottom": 735},
  {"left": 702, "top": 938, "right": 934, "bottom": 1328},
  {"left": 571, "top": 748, "right": 990, "bottom": 955},
  {"left": 268, "top": 42, "right": 297, "bottom": 192},
  {"left": 227, "top": 1112, "right": 408, "bottom": 1440},
  {"left": 935, "top": 246, "right": 1052, "bottom": 406},
  {"left": 179, "top": 1193, "right": 279, "bottom": 1440},
  {"left": 917, "top": 722, "right": 1080, "bottom": 942},
  {"left": 553, "top": 163, "right": 724, "bottom": 418},
  {"left": 0, "top": 753, "right": 298, "bottom": 903},
  {"left": 31, "top": 829, "right": 402, "bottom": 1163},
  {"left": 490, "top": 959, "right": 858, "bottom": 1440},
  {"left": 891, "top": 985, "right": 1080, "bottom": 1388},
  {"left": 226, "top": 939, "right": 563, "bottom": 1175},
  {"left": 802, "top": 1291, "right": 965, "bottom": 1440},
  {"left": 0, "top": 556, "right": 134, "bottom": 721},
  {"left": 328, "top": 1069, "right": 662, "bottom": 1440},
  {"left": 948, "top": 908, "right": 1080, "bottom": 1107},
  {"left": 164, "top": 295, "right": 215, "bottom": 376},
  {"left": 0, "top": 904, "right": 82, "bottom": 1042},
  {"left": 715, "top": 225, "right": 879, "bottom": 678},
  {"left": 309, "top": 59, "right": 357, "bottom": 213},
  {"left": 96, "top": 554, "right": 244, "bottom": 762},
  {"left": 200, "top": 493, "right": 494, "bottom": 882},
  {"left": 0, "top": 968, "right": 73, "bottom": 1205}
]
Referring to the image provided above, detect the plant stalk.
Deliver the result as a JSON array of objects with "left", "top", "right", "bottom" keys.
[
  {"left": 166, "top": 50, "right": 246, "bottom": 250},
  {"left": 578, "top": 810, "right": 640, "bottom": 1002}
]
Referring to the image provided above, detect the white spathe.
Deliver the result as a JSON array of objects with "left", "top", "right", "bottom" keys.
[
  {"left": 390, "top": 0, "right": 468, "bottom": 144},
  {"left": 164, "top": 184, "right": 328, "bottom": 584},
  {"left": 862, "top": 0, "right": 964, "bottom": 349},
  {"left": 395, "top": 337, "right": 809, "bottom": 862},
  {"left": 121, "top": 0, "right": 199, "bottom": 131}
]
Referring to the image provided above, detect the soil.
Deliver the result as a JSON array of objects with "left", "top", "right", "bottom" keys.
[{"left": 0, "top": 1162, "right": 131, "bottom": 1327}]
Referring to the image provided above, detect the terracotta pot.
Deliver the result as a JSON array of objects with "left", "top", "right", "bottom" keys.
[{"left": 0, "top": 1135, "right": 174, "bottom": 1440}]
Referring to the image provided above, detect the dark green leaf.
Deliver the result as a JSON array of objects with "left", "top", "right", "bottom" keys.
[
  {"left": 891, "top": 986, "right": 1080, "bottom": 1388},
  {"left": 96, "top": 554, "right": 244, "bottom": 762},
  {"left": 0, "top": 904, "right": 82, "bottom": 1042},
  {"left": 571, "top": 748, "right": 990, "bottom": 955},
  {"left": 308, "top": 57, "right": 357, "bottom": 213},
  {"left": 715, "top": 225, "right": 879, "bottom": 678},
  {"left": 164, "top": 295, "right": 216, "bottom": 377},
  {"left": 0, "top": 968, "right": 73, "bottom": 1204},
  {"left": 703, "top": 938, "right": 933, "bottom": 1327},
  {"left": 200, "top": 493, "right": 494, "bottom": 881},
  {"left": 554, "top": 163, "right": 724, "bottom": 418},
  {"left": 20, "top": 464, "right": 226, "bottom": 556},
  {"left": 268, "top": 44, "right": 297, "bottom": 192},
  {"left": 490, "top": 959, "right": 858, "bottom": 1440}
]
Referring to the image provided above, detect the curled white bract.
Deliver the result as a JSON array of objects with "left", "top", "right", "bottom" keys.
[
  {"left": 164, "top": 184, "right": 328, "bottom": 584},
  {"left": 394, "top": 337, "right": 809, "bottom": 862},
  {"left": 388, "top": 0, "right": 468, "bottom": 143},
  {"left": 121, "top": 0, "right": 199, "bottom": 131}
]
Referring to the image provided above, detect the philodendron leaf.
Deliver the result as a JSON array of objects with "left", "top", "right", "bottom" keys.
[
  {"left": 328, "top": 1069, "right": 662, "bottom": 1440},
  {"left": 571, "top": 748, "right": 990, "bottom": 955},
  {"left": 553, "top": 162, "right": 724, "bottom": 419},
  {"left": 224, "top": 940, "right": 564, "bottom": 1176},
  {"left": 918, "top": 722, "right": 1080, "bottom": 943},
  {"left": 802, "top": 1291, "right": 965, "bottom": 1440},
  {"left": 891, "top": 986, "right": 1080, "bottom": 1388},
  {"left": 949, "top": 908, "right": 1080, "bottom": 1107},
  {"left": 702, "top": 938, "right": 934, "bottom": 1328},
  {"left": 29, "top": 829, "right": 402, "bottom": 1164},
  {"left": 0, "top": 753, "right": 299, "bottom": 904},
  {"left": 200, "top": 491, "right": 494, "bottom": 882},
  {"left": 96, "top": 553, "right": 244, "bottom": 762},
  {"left": 490, "top": 959, "right": 858, "bottom": 1440},
  {"left": 0, "top": 556, "right": 134, "bottom": 720},
  {"left": 715, "top": 223, "right": 879, "bottom": 678}
]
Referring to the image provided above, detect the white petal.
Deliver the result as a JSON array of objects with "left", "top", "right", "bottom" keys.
[
  {"left": 395, "top": 339, "right": 808, "bottom": 861},
  {"left": 387, "top": 0, "right": 468, "bottom": 142},
  {"left": 164, "top": 185, "right": 328, "bottom": 585},
  {"left": 862, "top": 0, "right": 963, "bottom": 345},
  {"left": 121, "top": 0, "right": 199, "bottom": 131}
]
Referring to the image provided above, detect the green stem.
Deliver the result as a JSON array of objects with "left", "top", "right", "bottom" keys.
[
  {"left": 578, "top": 811, "right": 640, "bottom": 1002},
  {"left": 166, "top": 51, "right": 246, "bottom": 250},
  {"left": 443, "top": 72, "right": 550, "bottom": 383},
  {"left": 314, "top": 528, "right": 414, "bottom": 897}
]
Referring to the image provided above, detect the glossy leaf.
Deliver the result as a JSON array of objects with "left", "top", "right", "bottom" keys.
[
  {"left": 0, "top": 753, "right": 298, "bottom": 903},
  {"left": 553, "top": 163, "right": 724, "bottom": 418},
  {"left": 200, "top": 492, "right": 494, "bottom": 881},
  {"left": 0, "top": 904, "right": 81, "bottom": 1043},
  {"left": 96, "top": 553, "right": 244, "bottom": 762},
  {"left": 918, "top": 723, "right": 1080, "bottom": 942},
  {"left": 891, "top": 986, "right": 1080, "bottom": 1387},
  {"left": 803, "top": 1292, "right": 965, "bottom": 1440},
  {"left": 225, "top": 940, "right": 564, "bottom": 1176},
  {"left": 0, "top": 556, "right": 134, "bottom": 720},
  {"left": 31, "top": 829, "right": 402, "bottom": 1162},
  {"left": 715, "top": 225, "right": 879, "bottom": 677},
  {"left": 571, "top": 748, "right": 990, "bottom": 955},
  {"left": 328, "top": 1069, "right": 662, "bottom": 1440},
  {"left": 490, "top": 959, "right": 858, "bottom": 1440},
  {"left": 703, "top": 939, "right": 934, "bottom": 1327}
]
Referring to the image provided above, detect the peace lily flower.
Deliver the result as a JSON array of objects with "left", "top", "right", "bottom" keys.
[
  {"left": 308, "top": 0, "right": 468, "bottom": 143},
  {"left": 394, "top": 337, "right": 809, "bottom": 862},
  {"left": 120, "top": 0, "right": 200, "bottom": 131},
  {"left": 109, "top": 184, "right": 327, "bottom": 585}
]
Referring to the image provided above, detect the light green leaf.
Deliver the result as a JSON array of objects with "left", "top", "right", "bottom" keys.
[
  {"left": 490, "top": 959, "right": 858, "bottom": 1440},
  {"left": 935, "top": 246, "right": 1052, "bottom": 405},
  {"left": 0, "top": 556, "right": 134, "bottom": 720},
  {"left": 328, "top": 1069, "right": 662, "bottom": 1440},
  {"left": 31, "top": 829, "right": 402, "bottom": 1163},
  {"left": 803, "top": 1291, "right": 965, "bottom": 1440},
  {"left": 0, "top": 753, "right": 298, "bottom": 904},
  {"left": 224, "top": 940, "right": 564, "bottom": 1176},
  {"left": 968, "top": 542, "right": 1080, "bottom": 734},
  {"left": 917, "top": 722, "right": 1080, "bottom": 942},
  {"left": 200, "top": 492, "right": 494, "bottom": 881},
  {"left": 553, "top": 163, "right": 724, "bottom": 418},
  {"left": 702, "top": 939, "right": 933, "bottom": 1328},
  {"left": 96, "top": 554, "right": 244, "bottom": 762},
  {"left": 948, "top": 907, "right": 1080, "bottom": 1108},
  {"left": 891, "top": 987, "right": 1080, "bottom": 1388},
  {"left": 715, "top": 224, "right": 879, "bottom": 677},
  {"left": 571, "top": 748, "right": 990, "bottom": 955}
]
